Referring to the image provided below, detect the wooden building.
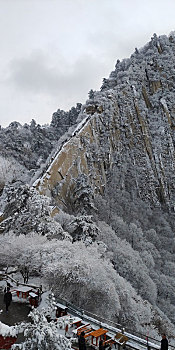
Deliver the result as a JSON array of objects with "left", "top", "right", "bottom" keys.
[
  {"left": 55, "top": 302, "right": 68, "bottom": 318},
  {"left": 29, "top": 292, "right": 39, "bottom": 308},
  {"left": 0, "top": 335, "right": 17, "bottom": 349},
  {"left": 12, "top": 286, "right": 33, "bottom": 299}
]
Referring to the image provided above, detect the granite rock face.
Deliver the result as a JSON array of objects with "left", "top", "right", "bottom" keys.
[
  {"left": 35, "top": 33, "right": 175, "bottom": 212},
  {"left": 1, "top": 34, "right": 175, "bottom": 335}
]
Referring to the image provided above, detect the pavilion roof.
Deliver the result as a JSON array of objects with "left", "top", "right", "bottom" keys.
[{"left": 90, "top": 328, "right": 108, "bottom": 338}]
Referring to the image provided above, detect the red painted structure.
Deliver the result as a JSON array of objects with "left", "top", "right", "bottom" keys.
[
  {"left": 29, "top": 292, "right": 39, "bottom": 308},
  {"left": 0, "top": 335, "right": 17, "bottom": 349},
  {"left": 55, "top": 302, "right": 68, "bottom": 318},
  {"left": 12, "top": 286, "right": 33, "bottom": 299}
]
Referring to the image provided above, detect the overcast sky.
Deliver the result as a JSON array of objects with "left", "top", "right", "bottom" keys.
[{"left": 0, "top": 0, "right": 175, "bottom": 127}]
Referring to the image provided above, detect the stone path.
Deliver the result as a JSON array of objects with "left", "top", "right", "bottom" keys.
[{"left": 0, "top": 291, "right": 30, "bottom": 327}]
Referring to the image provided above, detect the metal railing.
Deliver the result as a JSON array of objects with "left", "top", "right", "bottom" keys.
[{"left": 55, "top": 296, "right": 175, "bottom": 350}]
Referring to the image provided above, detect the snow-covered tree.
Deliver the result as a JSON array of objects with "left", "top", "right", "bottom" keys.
[
  {"left": 12, "top": 308, "right": 71, "bottom": 350},
  {"left": 88, "top": 89, "right": 95, "bottom": 99}
]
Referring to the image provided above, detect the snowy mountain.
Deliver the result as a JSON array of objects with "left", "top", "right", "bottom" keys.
[
  {"left": 1, "top": 33, "right": 175, "bottom": 341},
  {"left": 0, "top": 104, "right": 82, "bottom": 189},
  {"left": 35, "top": 33, "right": 175, "bottom": 213}
]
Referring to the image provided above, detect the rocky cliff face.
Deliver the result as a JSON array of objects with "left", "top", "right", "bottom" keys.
[
  {"left": 1, "top": 34, "right": 175, "bottom": 336},
  {"left": 35, "top": 33, "right": 175, "bottom": 213}
]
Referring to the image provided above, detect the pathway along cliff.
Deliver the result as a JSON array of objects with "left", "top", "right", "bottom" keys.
[{"left": 34, "top": 34, "right": 175, "bottom": 213}]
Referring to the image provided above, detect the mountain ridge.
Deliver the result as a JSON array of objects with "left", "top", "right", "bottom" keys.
[
  {"left": 1, "top": 33, "right": 175, "bottom": 338},
  {"left": 33, "top": 33, "right": 175, "bottom": 213}
]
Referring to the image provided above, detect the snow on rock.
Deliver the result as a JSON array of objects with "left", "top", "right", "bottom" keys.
[
  {"left": 34, "top": 33, "right": 175, "bottom": 214},
  {"left": 1, "top": 33, "right": 175, "bottom": 343}
]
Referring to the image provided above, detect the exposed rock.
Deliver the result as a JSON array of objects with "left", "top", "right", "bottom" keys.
[{"left": 34, "top": 34, "right": 175, "bottom": 213}]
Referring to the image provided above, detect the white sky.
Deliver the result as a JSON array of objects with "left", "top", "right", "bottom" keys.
[{"left": 0, "top": 0, "right": 175, "bottom": 127}]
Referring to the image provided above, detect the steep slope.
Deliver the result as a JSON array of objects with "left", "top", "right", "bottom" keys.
[
  {"left": 1, "top": 33, "right": 175, "bottom": 340},
  {"left": 35, "top": 33, "right": 175, "bottom": 213}
]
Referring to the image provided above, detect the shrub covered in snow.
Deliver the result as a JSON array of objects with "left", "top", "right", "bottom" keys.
[{"left": 12, "top": 308, "right": 71, "bottom": 350}]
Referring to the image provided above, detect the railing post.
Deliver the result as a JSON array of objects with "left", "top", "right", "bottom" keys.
[{"left": 147, "top": 335, "right": 151, "bottom": 350}]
